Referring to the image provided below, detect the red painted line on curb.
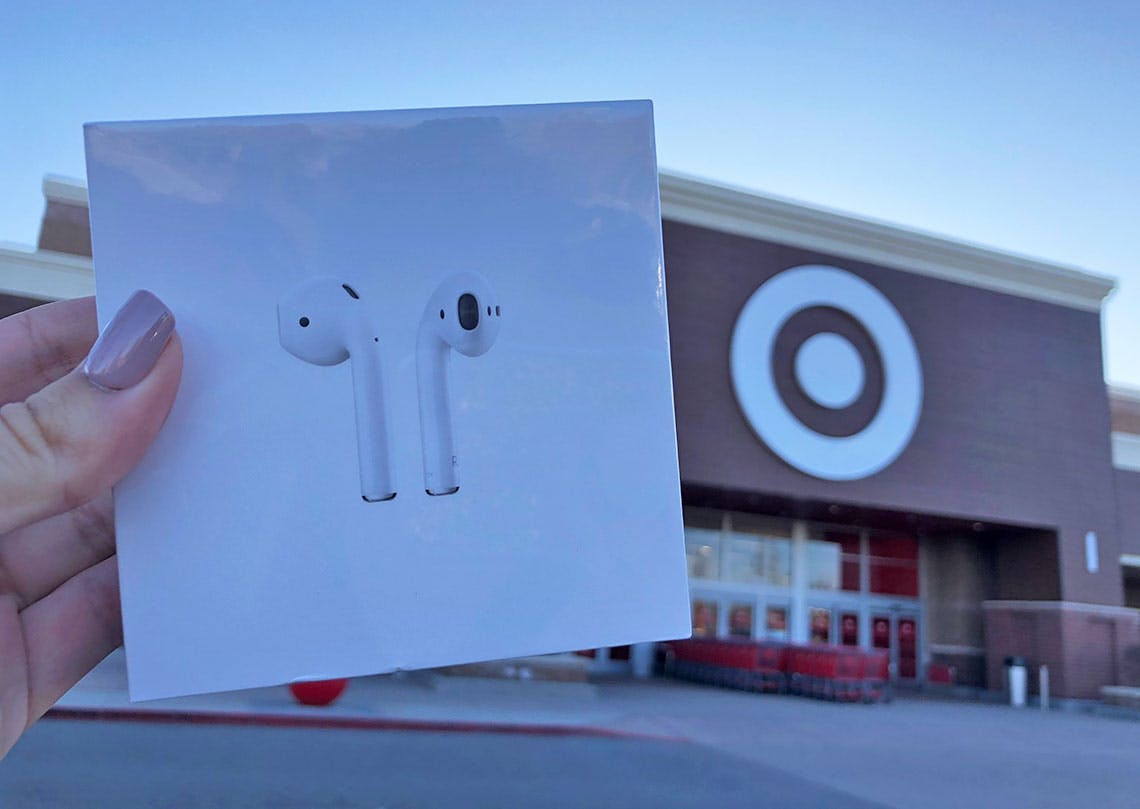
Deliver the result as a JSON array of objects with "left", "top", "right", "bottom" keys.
[{"left": 44, "top": 707, "right": 686, "bottom": 743}]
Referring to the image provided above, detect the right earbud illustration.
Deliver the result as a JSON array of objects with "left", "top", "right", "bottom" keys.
[
  {"left": 279, "top": 277, "right": 396, "bottom": 503},
  {"left": 416, "top": 272, "right": 501, "bottom": 495}
]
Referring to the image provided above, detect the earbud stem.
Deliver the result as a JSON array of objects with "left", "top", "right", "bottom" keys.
[
  {"left": 352, "top": 338, "right": 396, "bottom": 501},
  {"left": 417, "top": 335, "right": 459, "bottom": 495}
]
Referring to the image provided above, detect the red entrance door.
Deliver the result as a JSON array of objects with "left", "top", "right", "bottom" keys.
[
  {"left": 897, "top": 616, "right": 918, "bottom": 679},
  {"left": 872, "top": 612, "right": 919, "bottom": 681}
]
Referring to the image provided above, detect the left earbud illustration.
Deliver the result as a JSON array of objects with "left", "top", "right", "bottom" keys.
[
  {"left": 416, "top": 272, "right": 501, "bottom": 496},
  {"left": 278, "top": 278, "right": 396, "bottom": 502}
]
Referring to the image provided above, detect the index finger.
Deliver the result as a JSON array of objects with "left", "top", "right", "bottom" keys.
[{"left": 0, "top": 297, "right": 98, "bottom": 406}]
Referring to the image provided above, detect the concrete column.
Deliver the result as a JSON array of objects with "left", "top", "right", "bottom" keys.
[
  {"left": 630, "top": 642, "right": 654, "bottom": 679},
  {"left": 918, "top": 532, "right": 930, "bottom": 673},
  {"left": 859, "top": 530, "right": 872, "bottom": 648},
  {"left": 790, "top": 519, "right": 809, "bottom": 643}
]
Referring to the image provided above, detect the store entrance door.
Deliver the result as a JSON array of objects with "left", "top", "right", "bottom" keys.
[{"left": 871, "top": 610, "right": 920, "bottom": 682}]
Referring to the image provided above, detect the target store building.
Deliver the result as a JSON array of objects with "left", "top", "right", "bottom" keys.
[{"left": 5, "top": 174, "right": 1140, "bottom": 700}]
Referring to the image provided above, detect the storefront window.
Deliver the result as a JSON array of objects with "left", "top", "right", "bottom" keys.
[
  {"left": 807, "top": 540, "right": 840, "bottom": 589},
  {"left": 728, "top": 603, "right": 754, "bottom": 637},
  {"left": 681, "top": 512, "right": 919, "bottom": 649},
  {"left": 691, "top": 599, "right": 718, "bottom": 637},
  {"left": 764, "top": 538, "right": 792, "bottom": 587},
  {"left": 840, "top": 612, "right": 859, "bottom": 646},
  {"left": 809, "top": 530, "right": 861, "bottom": 591},
  {"left": 765, "top": 606, "right": 788, "bottom": 638},
  {"left": 872, "top": 615, "right": 891, "bottom": 649},
  {"left": 837, "top": 532, "right": 861, "bottom": 592},
  {"left": 725, "top": 514, "right": 791, "bottom": 586},
  {"left": 809, "top": 607, "right": 831, "bottom": 643},
  {"left": 722, "top": 534, "right": 764, "bottom": 583},
  {"left": 869, "top": 532, "right": 919, "bottom": 596},
  {"left": 723, "top": 534, "right": 791, "bottom": 586},
  {"left": 685, "top": 527, "right": 720, "bottom": 580}
]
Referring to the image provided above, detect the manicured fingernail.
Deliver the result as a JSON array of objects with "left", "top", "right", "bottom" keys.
[{"left": 83, "top": 290, "right": 175, "bottom": 391}]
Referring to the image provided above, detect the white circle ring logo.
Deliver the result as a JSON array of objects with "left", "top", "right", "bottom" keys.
[{"left": 730, "top": 265, "right": 923, "bottom": 481}]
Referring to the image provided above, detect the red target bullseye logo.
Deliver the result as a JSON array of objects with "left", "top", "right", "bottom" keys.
[{"left": 730, "top": 265, "right": 923, "bottom": 481}]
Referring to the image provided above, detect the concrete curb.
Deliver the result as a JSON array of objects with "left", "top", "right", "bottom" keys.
[{"left": 44, "top": 706, "right": 688, "bottom": 743}]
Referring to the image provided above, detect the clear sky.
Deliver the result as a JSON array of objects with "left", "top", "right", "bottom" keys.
[{"left": 4, "top": 2, "right": 1138, "bottom": 384}]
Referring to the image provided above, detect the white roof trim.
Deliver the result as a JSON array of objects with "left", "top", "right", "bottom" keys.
[
  {"left": 1120, "top": 554, "right": 1140, "bottom": 569},
  {"left": 26, "top": 172, "right": 1119, "bottom": 312},
  {"left": 0, "top": 244, "right": 94, "bottom": 301},
  {"left": 42, "top": 174, "right": 89, "bottom": 206},
  {"left": 659, "top": 171, "right": 1116, "bottom": 313},
  {"left": 1112, "top": 432, "right": 1140, "bottom": 472},
  {"left": 1109, "top": 384, "right": 1140, "bottom": 404}
]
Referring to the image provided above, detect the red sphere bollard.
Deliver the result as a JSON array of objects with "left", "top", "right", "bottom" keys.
[{"left": 289, "top": 678, "right": 349, "bottom": 706}]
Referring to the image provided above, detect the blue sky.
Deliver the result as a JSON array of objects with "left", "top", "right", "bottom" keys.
[{"left": 4, "top": 2, "right": 1139, "bottom": 383}]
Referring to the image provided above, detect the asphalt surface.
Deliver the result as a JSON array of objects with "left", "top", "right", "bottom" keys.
[
  {"left": 1, "top": 718, "right": 889, "bottom": 809},
  {"left": 8, "top": 677, "right": 1140, "bottom": 808},
  {"left": 603, "top": 683, "right": 1140, "bottom": 809}
]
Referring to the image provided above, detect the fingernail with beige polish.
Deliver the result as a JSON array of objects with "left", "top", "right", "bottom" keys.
[{"left": 83, "top": 290, "right": 176, "bottom": 391}]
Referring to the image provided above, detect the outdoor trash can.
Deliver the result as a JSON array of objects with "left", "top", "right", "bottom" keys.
[{"left": 1004, "top": 656, "right": 1027, "bottom": 707}]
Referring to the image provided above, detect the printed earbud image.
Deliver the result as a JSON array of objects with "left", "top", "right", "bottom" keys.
[
  {"left": 417, "top": 272, "right": 502, "bottom": 495},
  {"left": 278, "top": 278, "right": 396, "bottom": 502}
]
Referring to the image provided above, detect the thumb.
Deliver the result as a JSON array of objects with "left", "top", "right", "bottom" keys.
[{"left": 0, "top": 290, "right": 182, "bottom": 533}]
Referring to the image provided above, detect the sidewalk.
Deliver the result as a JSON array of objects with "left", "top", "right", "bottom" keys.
[{"left": 54, "top": 650, "right": 672, "bottom": 739}]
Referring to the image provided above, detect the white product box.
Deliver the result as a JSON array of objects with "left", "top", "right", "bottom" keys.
[{"left": 84, "top": 100, "right": 690, "bottom": 700}]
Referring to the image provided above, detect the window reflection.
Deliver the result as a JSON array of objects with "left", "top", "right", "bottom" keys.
[
  {"left": 723, "top": 534, "right": 791, "bottom": 586},
  {"left": 685, "top": 527, "right": 720, "bottom": 580},
  {"left": 764, "top": 539, "right": 791, "bottom": 587},
  {"left": 807, "top": 540, "right": 840, "bottom": 590},
  {"left": 683, "top": 507, "right": 722, "bottom": 580},
  {"left": 724, "top": 514, "right": 791, "bottom": 586},
  {"left": 728, "top": 603, "right": 754, "bottom": 637},
  {"left": 808, "top": 531, "right": 861, "bottom": 591},
  {"left": 691, "top": 600, "right": 718, "bottom": 637},
  {"left": 809, "top": 608, "right": 831, "bottom": 643},
  {"left": 841, "top": 612, "right": 859, "bottom": 646},
  {"left": 765, "top": 606, "right": 788, "bottom": 639},
  {"left": 683, "top": 509, "right": 791, "bottom": 586}
]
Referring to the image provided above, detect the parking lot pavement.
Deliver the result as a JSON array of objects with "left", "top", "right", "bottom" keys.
[
  {"left": 595, "top": 681, "right": 1140, "bottom": 809},
  {"left": 1, "top": 720, "right": 892, "bottom": 809},
  {"left": 40, "top": 651, "right": 1140, "bottom": 809}
]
